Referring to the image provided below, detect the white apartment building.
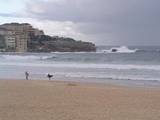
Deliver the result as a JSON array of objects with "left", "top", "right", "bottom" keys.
[
  {"left": 15, "top": 31, "right": 28, "bottom": 52},
  {"left": 0, "top": 28, "right": 16, "bottom": 50},
  {"left": 0, "top": 23, "right": 44, "bottom": 52}
]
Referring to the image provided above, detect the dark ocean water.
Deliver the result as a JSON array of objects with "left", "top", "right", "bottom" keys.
[{"left": 0, "top": 46, "right": 160, "bottom": 87}]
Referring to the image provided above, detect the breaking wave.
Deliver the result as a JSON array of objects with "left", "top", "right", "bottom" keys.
[
  {"left": 0, "top": 55, "right": 56, "bottom": 61},
  {"left": 100, "top": 46, "right": 138, "bottom": 53}
]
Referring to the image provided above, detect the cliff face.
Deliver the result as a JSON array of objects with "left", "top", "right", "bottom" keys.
[{"left": 28, "top": 35, "right": 96, "bottom": 52}]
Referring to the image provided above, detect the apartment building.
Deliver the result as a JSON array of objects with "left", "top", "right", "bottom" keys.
[
  {"left": 0, "top": 23, "right": 44, "bottom": 52},
  {"left": 15, "top": 31, "right": 28, "bottom": 52},
  {"left": 0, "top": 23, "right": 29, "bottom": 52},
  {"left": 0, "top": 28, "right": 16, "bottom": 50}
]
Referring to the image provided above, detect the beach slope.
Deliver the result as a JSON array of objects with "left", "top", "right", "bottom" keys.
[{"left": 0, "top": 80, "right": 160, "bottom": 120}]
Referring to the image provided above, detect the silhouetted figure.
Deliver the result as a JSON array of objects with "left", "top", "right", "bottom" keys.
[
  {"left": 25, "top": 71, "right": 29, "bottom": 80},
  {"left": 47, "top": 73, "right": 53, "bottom": 80}
]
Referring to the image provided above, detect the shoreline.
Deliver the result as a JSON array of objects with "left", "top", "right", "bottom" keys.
[{"left": 1, "top": 78, "right": 160, "bottom": 88}]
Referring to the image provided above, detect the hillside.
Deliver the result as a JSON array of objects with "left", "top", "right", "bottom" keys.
[
  {"left": 0, "top": 23, "right": 96, "bottom": 52},
  {"left": 28, "top": 35, "right": 96, "bottom": 52}
]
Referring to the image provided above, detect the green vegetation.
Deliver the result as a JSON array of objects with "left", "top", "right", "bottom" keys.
[{"left": 28, "top": 35, "right": 96, "bottom": 52}]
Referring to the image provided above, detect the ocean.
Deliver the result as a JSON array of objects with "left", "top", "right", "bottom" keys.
[{"left": 1, "top": 46, "right": 160, "bottom": 87}]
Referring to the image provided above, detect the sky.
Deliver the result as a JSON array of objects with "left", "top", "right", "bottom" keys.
[{"left": 0, "top": 0, "right": 160, "bottom": 46}]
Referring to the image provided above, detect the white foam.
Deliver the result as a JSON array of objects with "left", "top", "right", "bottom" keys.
[
  {"left": 50, "top": 72, "right": 160, "bottom": 82},
  {"left": 0, "top": 55, "right": 56, "bottom": 61},
  {"left": 0, "top": 62, "right": 160, "bottom": 71},
  {"left": 100, "top": 46, "right": 137, "bottom": 53},
  {"left": 65, "top": 73, "right": 159, "bottom": 81}
]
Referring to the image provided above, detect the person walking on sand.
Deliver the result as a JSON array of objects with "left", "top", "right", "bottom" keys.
[{"left": 25, "top": 71, "right": 29, "bottom": 80}]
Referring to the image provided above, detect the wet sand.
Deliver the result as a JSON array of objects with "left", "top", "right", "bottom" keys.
[{"left": 0, "top": 80, "right": 160, "bottom": 120}]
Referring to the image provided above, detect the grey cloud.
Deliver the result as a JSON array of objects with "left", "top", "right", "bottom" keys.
[
  {"left": 25, "top": 0, "right": 111, "bottom": 22},
  {"left": 0, "top": 13, "right": 25, "bottom": 18},
  {"left": 26, "top": 0, "right": 160, "bottom": 23},
  {"left": 25, "top": 0, "right": 160, "bottom": 45}
]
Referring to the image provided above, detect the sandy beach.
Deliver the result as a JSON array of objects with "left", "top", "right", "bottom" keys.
[{"left": 0, "top": 80, "right": 160, "bottom": 120}]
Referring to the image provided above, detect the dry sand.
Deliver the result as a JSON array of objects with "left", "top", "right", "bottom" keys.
[{"left": 0, "top": 80, "right": 160, "bottom": 120}]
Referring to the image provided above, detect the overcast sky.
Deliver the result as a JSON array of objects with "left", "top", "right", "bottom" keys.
[{"left": 0, "top": 0, "right": 160, "bottom": 45}]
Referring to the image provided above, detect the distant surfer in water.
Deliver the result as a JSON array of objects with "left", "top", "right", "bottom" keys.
[
  {"left": 25, "top": 71, "right": 29, "bottom": 80},
  {"left": 47, "top": 73, "right": 53, "bottom": 80}
]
